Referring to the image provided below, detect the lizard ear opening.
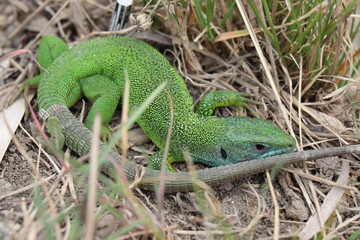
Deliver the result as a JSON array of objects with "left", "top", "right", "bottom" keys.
[{"left": 220, "top": 148, "right": 227, "bottom": 160}]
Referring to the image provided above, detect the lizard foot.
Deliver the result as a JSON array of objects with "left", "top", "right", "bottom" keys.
[
  {"left": 100, "top": 126, "right": 113, "bottom": 142},
  {"left": 196, "top": 90, "right": 260, "bottom": 117},
  {"left": 149, "top": 150, "right": 176, "bottom": 172}
]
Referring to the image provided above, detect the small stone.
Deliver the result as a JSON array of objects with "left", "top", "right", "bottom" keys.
[{"left": 223, "top": 181, "right": 234, "bottom": 191}]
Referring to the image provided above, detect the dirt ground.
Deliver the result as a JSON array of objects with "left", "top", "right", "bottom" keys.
[{"left": 0, "top": 1, "right": 359, "bottom": 239}]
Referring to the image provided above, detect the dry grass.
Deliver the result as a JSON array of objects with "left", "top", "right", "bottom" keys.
[{"left": 0, "top": 0, "right": 359, "bottom": 239}]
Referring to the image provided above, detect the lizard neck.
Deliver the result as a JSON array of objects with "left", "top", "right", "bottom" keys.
[{"left": 169, "top": 114, "right": 226, "bottom": 155}]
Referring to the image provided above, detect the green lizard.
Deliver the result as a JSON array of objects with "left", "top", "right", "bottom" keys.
[
  {"left": 24, "top": 35, "right": 295, "bottom": 170},
  {"left": 17, "top": 35, "right": 360, "bottom": 192}
]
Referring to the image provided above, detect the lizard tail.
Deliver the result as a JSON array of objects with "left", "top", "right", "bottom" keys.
[{"left": 39, "top": 104, "right": 360, "bottom": 193}]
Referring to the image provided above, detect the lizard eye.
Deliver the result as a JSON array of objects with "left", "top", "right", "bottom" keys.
[
  {"left": 220, "top": 148, "right": 227, "bottom": 160},
  {"left": 254, "top": 143, "right": 268, "bottom": 152}
]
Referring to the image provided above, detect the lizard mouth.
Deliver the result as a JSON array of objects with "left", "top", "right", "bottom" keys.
[
  {"left": 255, "top": 147, "right": 295, "bottom": 159},
  {"left": 190, "top": 147, "right": 295, "bottom": 167}
]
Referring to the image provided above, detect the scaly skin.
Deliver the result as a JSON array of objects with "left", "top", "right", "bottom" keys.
[{"left": 23, "top": 36, "right": 360, "bottom": 192}]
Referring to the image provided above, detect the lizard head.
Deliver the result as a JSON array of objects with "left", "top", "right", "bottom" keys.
[{"left": 192, "top": 116, "right": 296, "bottom": 167}]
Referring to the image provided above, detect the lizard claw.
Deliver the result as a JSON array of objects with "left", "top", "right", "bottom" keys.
[
  {"left": 233, "top": 95, "right": 261, "bottom": 118},
  {"left": 165, "top": 162, "right": 176, "bottom": 172}
]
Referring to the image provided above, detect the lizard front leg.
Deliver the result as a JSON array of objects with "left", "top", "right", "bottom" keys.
[{"left": 196, "top": 90, "right": 259, "bottom": 117}]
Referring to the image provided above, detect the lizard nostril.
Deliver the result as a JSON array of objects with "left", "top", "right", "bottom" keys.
[{"left": 254, "top": 143, "right": 268, "bottom": 152}]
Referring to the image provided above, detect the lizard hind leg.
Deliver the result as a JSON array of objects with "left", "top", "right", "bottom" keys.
[
  {"left": 80, "top": 75, "right": 121, "bottom": 141},
  {"left": 195, "top": 90, "right": 259, "bottom": 117}
]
